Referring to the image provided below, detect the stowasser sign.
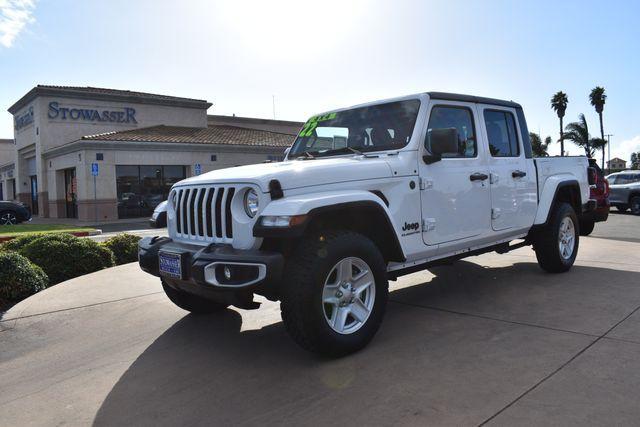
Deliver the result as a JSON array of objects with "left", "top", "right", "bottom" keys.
[{"left": 47, "top": 101, "right": 137, "bottom": 124}]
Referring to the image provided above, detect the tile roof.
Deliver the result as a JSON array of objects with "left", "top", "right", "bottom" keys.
[
  {"left": 36, "top": 85, "right": 207, "bottom": 103},
  {"left": 81, "top": 125, "right": 295, "bottom": 148},
  {"left": 9, "top": 85, "right": 211, "bottom": 114}
]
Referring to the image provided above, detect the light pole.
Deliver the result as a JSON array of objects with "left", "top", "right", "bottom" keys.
[{"left": 605, "top": 134, "right": 613, "bottom": 173}]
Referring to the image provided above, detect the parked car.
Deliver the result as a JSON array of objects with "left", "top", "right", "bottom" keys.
[
  {"left": 150, "top": 200, "right": 167, "bottom": 228},
  {"left": 579, "top": 158, "right": 610, "bottom": 235},
  {"left": 0, "top": 200, "right": 32, "bottom": 225},
  {"left": 139, "top": 92, "right": 595, "bottom": 356},
  {"left": 606, "top": 170, "right": 640, "bottom": 215}
]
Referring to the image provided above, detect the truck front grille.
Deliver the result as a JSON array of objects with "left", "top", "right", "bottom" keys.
[{"left": 173, "top": 186, "right": 235, "bottom": 243}]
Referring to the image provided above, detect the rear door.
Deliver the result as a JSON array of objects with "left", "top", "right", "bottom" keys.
[{"left": 480, "top": 106, "right": 537, "bottom": 232}]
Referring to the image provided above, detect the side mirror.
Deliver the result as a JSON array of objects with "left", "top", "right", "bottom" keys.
[{"left": 424, "top": 128, "right": 459, "bottom": 164}]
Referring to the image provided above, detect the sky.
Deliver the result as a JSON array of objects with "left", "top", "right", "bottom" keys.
[{"left": 1, "top": 0, "right": 639, "bottom": 162}]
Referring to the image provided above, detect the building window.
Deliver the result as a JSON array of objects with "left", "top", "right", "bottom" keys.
[
  {"left": 116, "top": 165, "right": 186, "bottom": 219},
  {"left": 210, "top": 154, "right": 217, "bottom": 161},
  {"left": 96, "top": 153, "right": 104, "bottom": 161}
]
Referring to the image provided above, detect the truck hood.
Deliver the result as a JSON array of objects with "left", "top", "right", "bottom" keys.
[{"left": 178, "top": 157, "right": 394, "bottom": 192}]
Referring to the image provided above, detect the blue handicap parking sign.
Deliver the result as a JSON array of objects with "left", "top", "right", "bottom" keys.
[
  {"left": 91, "top": 163, "right": 99, "bottom": 176},
  {"left": 194, "top": 163, "right": 202, "bottom": 175}
]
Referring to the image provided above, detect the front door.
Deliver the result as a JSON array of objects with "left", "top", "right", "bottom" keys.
[
  {"left": 480, "top": 106, "right": 537, "bottom": 232},
  {"left": 64, "top": 168, "right": 78, "bottom": 219},
  {"left": 420, "top": 102, "right": 492, "bottom": 246},
  {"left": 30, "top": 175, "right": 38, "bottom": 215}
]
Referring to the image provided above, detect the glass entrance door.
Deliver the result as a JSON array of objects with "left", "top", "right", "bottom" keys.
[
  {"left": 30, "top": 175, "right": 38, "bottom": 215},
  {"left": 64, "top": 168, "right": 78, "bottom": 218}
]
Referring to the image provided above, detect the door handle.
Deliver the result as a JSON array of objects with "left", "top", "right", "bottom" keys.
[
  {"left": 512, "top": 170, "right": 527, "bottom": 178},
  {"left": 470, "top": 172, "right": 489, "bottom": 181}
]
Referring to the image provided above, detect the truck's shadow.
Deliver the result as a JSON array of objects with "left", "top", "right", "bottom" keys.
[{"left": 93, "top": 261, "right": 640, "bottom": 426}]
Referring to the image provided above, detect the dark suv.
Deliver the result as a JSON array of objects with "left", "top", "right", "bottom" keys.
[
  {"left": 0, "top": 200, "right": 32, "bottom": 225},
  {"left": 607, "top": 170, "right": 640, "bottom": 215}
]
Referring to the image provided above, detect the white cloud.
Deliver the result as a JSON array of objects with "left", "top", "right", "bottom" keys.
[
  {"left": 613, "top": 135, "right": 640, "bottom": 164},
  {"left": 0, "top": 0, "right": 36, "bottom": 48}
]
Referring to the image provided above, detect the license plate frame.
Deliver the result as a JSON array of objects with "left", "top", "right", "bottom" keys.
[{"left": 158, "top": 251, "right": 183, "bottom": 279}]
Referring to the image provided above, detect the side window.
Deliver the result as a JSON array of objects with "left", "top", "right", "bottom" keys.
[
  {"left": 484, "top": 110, "right": 520, "bottom": 157},
  {"left": 426, "top": 106, "right": 477, "bottom": 158},
  {"left": 607, "top": 175, "right": 617, "bottom": 184}
]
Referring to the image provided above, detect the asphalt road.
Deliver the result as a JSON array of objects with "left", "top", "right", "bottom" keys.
[
  {"left": 2, "top": 237, "right": 640, "bottom": 426},
  {"left": 590, "top": 209, "right": 640, "bottom": 243}
]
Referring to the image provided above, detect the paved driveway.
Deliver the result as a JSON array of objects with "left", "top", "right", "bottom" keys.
[{"left": 1, "top": 237, "right": 640, "bottom": 426}]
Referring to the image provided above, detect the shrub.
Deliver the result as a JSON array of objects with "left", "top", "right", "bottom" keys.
[
  {"left": 0, "top": 234, "right": 43, "bottom": 253},
  {"left": 0, "top": 251, "right": 48, "bottom": 302},
  {"left": 20, "top": 234, "right": 115, "bottom": 284},
  {"left": 101, "top": 234, "right": 141, "bottom": 265}
]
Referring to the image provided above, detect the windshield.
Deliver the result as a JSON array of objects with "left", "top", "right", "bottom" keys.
[{"left": 289, "top": 99, "right": 421, "bottom": 159}]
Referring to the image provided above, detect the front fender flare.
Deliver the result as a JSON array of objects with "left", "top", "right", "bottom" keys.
[{"left": 254, "top": 190, "right": 406, "bottom": 261}]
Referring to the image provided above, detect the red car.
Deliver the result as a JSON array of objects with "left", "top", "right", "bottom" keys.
[{"left": 580, "top": 159, "right": 609, "bottom": 235}]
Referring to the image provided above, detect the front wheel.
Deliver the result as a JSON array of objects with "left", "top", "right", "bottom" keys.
[
  {"left": 579, "top": 218, "right": 595, "bottom": 236},
  {"left": 533, "top": 203, "right": 579, "bottom": 273},
  {"left": 0, "top": 211, "right": 18, "bottom": 225},
  {"left": 631, "top": 196, "right": 640, "bottom": 216},
  {"left": 280, "top": 231, "right": 388, "bottom": 357}
]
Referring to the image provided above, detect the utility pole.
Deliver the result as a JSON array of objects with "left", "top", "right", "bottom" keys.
[{"left": 605, "top": 134, "right": 613, "bottom": 173}]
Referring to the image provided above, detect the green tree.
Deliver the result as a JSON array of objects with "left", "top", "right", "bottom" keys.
[
  {"left": 529, "top": 132, "right": 550, "bottom": 157},
  {"left": 631, "top": 152, "right": 640, "bottom": 169},
  {"left": 589, "top": 86, "right": 607, "bottom": 168},
  {"left": 564, "top": 114, "right": 593, "bottom": 157},
  {"left": 551, "top": 91, "right": 569, "bottom": 156}
]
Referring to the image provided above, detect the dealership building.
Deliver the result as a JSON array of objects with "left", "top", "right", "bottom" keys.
[{"left": 0, "top": 86, "right": 301, "bottom": 221}]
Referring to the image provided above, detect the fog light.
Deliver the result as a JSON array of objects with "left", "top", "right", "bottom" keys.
[{"left": 223, "top": 265, "right": 232, "bottom": 280}]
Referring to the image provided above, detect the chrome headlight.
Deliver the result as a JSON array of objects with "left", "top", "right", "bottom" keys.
[{"left": 243, "top": 188, "right": 259, "bottom": 218}]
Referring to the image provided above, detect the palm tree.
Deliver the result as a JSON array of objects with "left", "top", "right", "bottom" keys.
[
  {"left": 551, "top": 91, "right": 569, "bottom": 156},
  {"left": 589, "top": 86, "right": 607, "bottom": 168},
  {"left": 529, "top": 132, "right": 550, "bottom": 157},
  {"left": 564, "top": 114, "right": 593, "bottom": 157},
  {"left": 590, "top": 138, "right": 607, "bottom": 163}
]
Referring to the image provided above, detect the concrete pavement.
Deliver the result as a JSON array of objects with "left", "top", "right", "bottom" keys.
[{"left": 1, "top": 237, "right": 640, "bottom": 426}]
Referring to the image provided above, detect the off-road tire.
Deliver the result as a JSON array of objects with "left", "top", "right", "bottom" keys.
[
  {"left": 579, "top": 218, "right": 595, "bottom": 236},
  {"left": 631, "top": 196, "right": 640, "bottom": 216},
  {"left": 280, "top": 230, "right": 388, "bottom": 357},
  {"left": 533, "top": 202, "right": 579, "bottom": 273},
  {"left": 162, "top": 280, "right": 229, "bottom": 313}
]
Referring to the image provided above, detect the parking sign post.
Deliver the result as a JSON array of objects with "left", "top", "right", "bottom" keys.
[{"left": 91, "top": 163, "right": 99, "bottom": 224}]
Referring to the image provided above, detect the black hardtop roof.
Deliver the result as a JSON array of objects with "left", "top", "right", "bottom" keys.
[{"left": 426, "top": 92, "right": 522, "bottom": 109}]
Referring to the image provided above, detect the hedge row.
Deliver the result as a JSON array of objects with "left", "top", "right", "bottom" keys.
[{"left": 0, "top": 233, "right": 141, "bottom": 306}]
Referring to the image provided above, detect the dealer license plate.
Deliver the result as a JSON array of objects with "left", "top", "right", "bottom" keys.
[{"left": 159, "top": 251, "right": 182, "bottom": 279}]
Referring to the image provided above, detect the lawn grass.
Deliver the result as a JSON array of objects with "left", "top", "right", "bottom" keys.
[{"left": 0, "top": 224, "right": 97, "bottom": 237}]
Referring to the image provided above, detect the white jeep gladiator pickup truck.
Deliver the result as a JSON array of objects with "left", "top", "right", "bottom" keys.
[{"left": 139, "top": 92, "right": 596, "bottom": 356}]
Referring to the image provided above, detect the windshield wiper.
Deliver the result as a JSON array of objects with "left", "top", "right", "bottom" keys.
[
  {"left": 346, "top": 146, "right": 363, "bottom": 155},
  {"left": 296, "top": 151, "right": 315, "bottom": 160}
]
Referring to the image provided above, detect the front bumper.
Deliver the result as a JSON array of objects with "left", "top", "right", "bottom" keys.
[{"left": 138, "top": 237, "right": 284, "bottom": 308}]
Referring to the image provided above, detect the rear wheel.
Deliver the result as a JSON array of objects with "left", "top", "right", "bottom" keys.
[
  {"left": 631, "top": 196, "right": 640, "bottom": 216},
  {"left": 280, "top": 231, "right": 388, "bottom": 357},
  {"left": 579, "top": 218, "right": 595, "bottom": 236},
  {"left": 161, "top": 280, "right": 229, "bottom": 314},
  {"left": 0, "top": 211, "right": 18, "bottom": 225},
  {"left": 533, "top": 203, "right": 579, "bottom": 273}
]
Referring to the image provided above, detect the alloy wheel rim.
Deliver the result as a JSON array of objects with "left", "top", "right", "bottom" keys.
[
  {"left": 1, "top": 213, "right": 17, "bottom": 225},
  {"left": 558, "top": 216, "right": 575, "bottom": 259},
  {"left": 322, "top": 256, "right": 376, "bottom": 335}
]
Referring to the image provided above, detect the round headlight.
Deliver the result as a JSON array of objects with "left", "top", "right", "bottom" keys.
[{"left": 243, "top": 189, "right": 259, "bottom": 218}]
